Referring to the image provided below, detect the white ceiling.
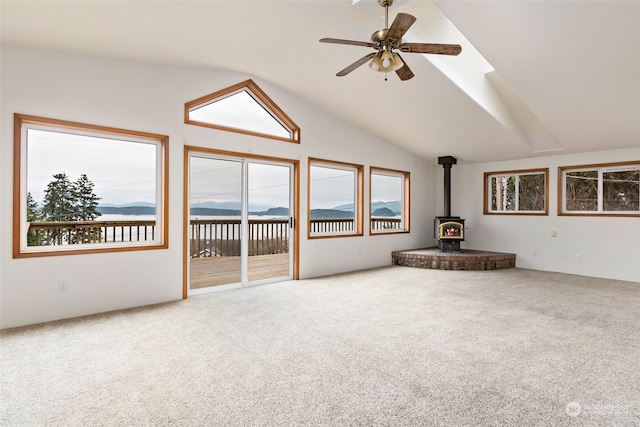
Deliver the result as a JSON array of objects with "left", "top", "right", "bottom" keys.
[{"left": 2, "top": 0, "right": 639, "bottom": 164}]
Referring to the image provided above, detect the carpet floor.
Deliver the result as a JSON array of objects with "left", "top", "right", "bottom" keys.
[{"left": 1, "top": 266, "right": 639, "bottom": 426}]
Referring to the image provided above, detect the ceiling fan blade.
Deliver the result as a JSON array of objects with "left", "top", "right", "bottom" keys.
[
  {"left": 386, "top": 13, "right": 416, "bottom": 42},
  {"left": 320, "top": 38, "right": 375, "bottom": 48},
  {"left": 336, "top": 53, "right": 376, "bottom": 76},
  {"left": 399, "top": 43, "right": 462, "bottom": 56},
  {"left": 394, "top": 54, "right": 414, "bottom": 81}
]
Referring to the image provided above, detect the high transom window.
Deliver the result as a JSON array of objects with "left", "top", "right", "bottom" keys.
[{"left": 185, "top": 79, "right": 300, "bottom": 144}]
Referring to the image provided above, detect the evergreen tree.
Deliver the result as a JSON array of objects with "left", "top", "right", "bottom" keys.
[
  {"left": 41, "top": 173, "right": 76, "bottom": 244},
  {"left": 42, "top": 173, "right": 76, "bottom": 222},
  {"left": 74, "top": 174, "right": 102, "bottom": 220},
  {"left": 26, "top": 192, "right": 41, "bottom": 246},
  {"left": 73, "top": 174, "right": 102, "bottom": 243},
  {"left": 30, "top": 173, "right": 103, "bottom": 245}
]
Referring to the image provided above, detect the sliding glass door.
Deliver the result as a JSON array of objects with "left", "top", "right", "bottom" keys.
[
  {"left": 188, "top": 153, "right": 293, "bottom": 294},
  {"left": 247, "top": 162, "right": 292, "bottom": 282}
]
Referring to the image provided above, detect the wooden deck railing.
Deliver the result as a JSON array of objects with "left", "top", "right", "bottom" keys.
[
  {"left": 371, "top": 217, "right": 402, "bottom": 230},
  {"left": 308, "top": 217, "right": 402, "bottom": 233},
  {"left": 309, "top": 218, "right": 355, "bottom": 234},
  {"left": 28, "top": 216, "right": 402, "bottom": 253},
  {"left": 28, "top": 220, "right": 156, "bottom": 246},
  {"left": 189, "top": 218, "right": 290, "bottom": 258}
]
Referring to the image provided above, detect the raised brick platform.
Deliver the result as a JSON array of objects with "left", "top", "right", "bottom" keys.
[{"left": 392, "top": 247, "right": 516, "bottom": 271}]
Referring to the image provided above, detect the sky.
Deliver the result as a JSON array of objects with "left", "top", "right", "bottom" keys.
[
  {"left": 27, "top": 129, "right": 158, "bottom": 206},
  {"left": 189, "top": 158, "right": 402, "bottom": 211},
  {"left": 190, "top": 156, "right": 291, "bottom": 211},
  {"left": 25, "top": 116, "right": 401, "bottom": 211},
  {"left": 309, "top": 164, "right": 357, "bottom": 209},
  {"left": 189, "top": 90, "right": 290, "bottom": 139},
  {"left": 190, "top": 157, "right": 402, "bottom": 211}
]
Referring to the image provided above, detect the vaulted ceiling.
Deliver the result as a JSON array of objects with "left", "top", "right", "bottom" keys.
[{"left": 2, "top": 0, "right": 639, "bottom": 163}]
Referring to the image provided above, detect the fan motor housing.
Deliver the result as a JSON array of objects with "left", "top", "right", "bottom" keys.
[{"left": 371, "top": 30, "right": 402, "bottom": 48}]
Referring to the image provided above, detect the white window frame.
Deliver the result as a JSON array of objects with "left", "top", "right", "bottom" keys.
[
  {"left": 559, "top": 162, "right": 640, "bottom": 216},
  {"left": 484, "top": 168, "right": 548, "bottom": 215}
]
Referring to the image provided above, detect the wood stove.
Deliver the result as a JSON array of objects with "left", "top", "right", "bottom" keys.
[
  {"left": 435, "top": 216, "right": 465, "bottom": 252},
  {"left": 435, "top": 156, "right": 465, "bottom": 252}
]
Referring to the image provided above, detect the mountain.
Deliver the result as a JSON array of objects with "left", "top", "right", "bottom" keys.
[
  {"left": 332, "top": 201, "right": 401, "bottom": 214},
  {"left": 190, "top": 207, "right": 240, "bottom": 216},
  {"left": 191, "top": 201, "right": 276, "bottom": 212},
  {"left": 372, "top": 207, "right": 395, "bottom": 217},
  {"left": 330, "top": 203, "right": 355, "bottom": 212},
  {"left": 371, "top": 201, "right": 401, "bottom": 214},
  {"left": 259, "top": 207, "right": 289, "bottom": 216},
  {"left": 191, "top": 207, "right": 290, "bottom": 217},
  {"left": 97, "top": 206, "right": 155, "bottom": 215},
  {"left": 99, "top": 203, "right": 290, "bottom": 217},
  {"left": 99, "top": 201, "right": 155, "bottom": 208},
  {"left": 310, "top": 209, "right": 354, "bottom": 219}
]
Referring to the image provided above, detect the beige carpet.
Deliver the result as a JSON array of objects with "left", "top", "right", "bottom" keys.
[{"left": 1, "top": 266, "right": 639, "bottom": 426}]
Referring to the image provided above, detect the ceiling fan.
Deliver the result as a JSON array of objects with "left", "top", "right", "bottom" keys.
[{"left": 319, "top": 0, "right": 462, "bottom": 81}]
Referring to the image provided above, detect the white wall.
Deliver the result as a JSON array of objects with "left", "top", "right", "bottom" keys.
[
  {"left": 1, "top": 45, "right": 434, "bottom": 328},
  {"left": 437, "top": 148, "right": 640, "bottom": 282}
]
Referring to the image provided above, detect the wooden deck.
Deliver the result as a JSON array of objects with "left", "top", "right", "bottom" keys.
[{"left": 190, "top": 253, "right": 289, "bottom": 289}]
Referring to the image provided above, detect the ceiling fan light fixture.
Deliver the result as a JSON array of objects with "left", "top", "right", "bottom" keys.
[
  {"left": 381, "top": 50, "right": 393, "bottom": 68},
  {"left": 386, "top": 52, "right": 404, "bottom": 72},
  {"left": 368, "top": 52, "right": 382, "bottom": 71},
  {"left": 370, "top": 50, "right": 403, "bottom": 73}
]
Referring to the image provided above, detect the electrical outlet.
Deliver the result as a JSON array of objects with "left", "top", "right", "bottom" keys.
[
  {"left": 58, "top": 281, "right": 68, "bottom": 293},
  {"left": 575, "top": 254, "right": 580, "bottom": 260},
  {"left": 551, "top": 230, "right": 557, "bottom": 237}
]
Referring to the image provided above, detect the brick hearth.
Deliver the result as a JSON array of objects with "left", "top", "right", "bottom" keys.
[{"left": 392, "top": 247, "right": 516, "bottom": 271}]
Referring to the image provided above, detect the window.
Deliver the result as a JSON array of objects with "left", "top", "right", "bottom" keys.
[
  {"left": 308, "top": 158, "right": 363, "bottom": 238},
  {"left": 560, "top": 162, "right": 640, "bottom": 216},
  {"left": 370, "top": 167, "right": 410, "bottom": 234},
  {"left": 484, "top": 168, "right": 548, "bottom": 215},
  {"left": 185, "top": 79, "right": 300, "bottom": 144},
  {"left": 13, "top": 114, "right": 168, "bottom": 257}
]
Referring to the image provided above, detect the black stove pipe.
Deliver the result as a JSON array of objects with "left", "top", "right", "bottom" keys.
[{"left": 438, "top": 156, "right": 457, "bottom": 217}]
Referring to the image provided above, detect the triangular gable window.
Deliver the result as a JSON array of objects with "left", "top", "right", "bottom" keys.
[{"left": 185, "top": 79, "right": 300, "bottom": 144}]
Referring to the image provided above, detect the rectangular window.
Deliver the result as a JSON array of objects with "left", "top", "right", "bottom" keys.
[
  {"left": 370, "top": 167, "right": 409, "bottom": 234},
  {"left": 308, "top": 158, "right": 363, "bottom": 238},
  {"left": 560, "top": 162, "right": 640, "bottom": 215},
  {"left": 484, "top": 168, "right": 548, "bottom": 215},
  {"left": 14, "top": 114, "right": 168, "bottom": 257}
]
